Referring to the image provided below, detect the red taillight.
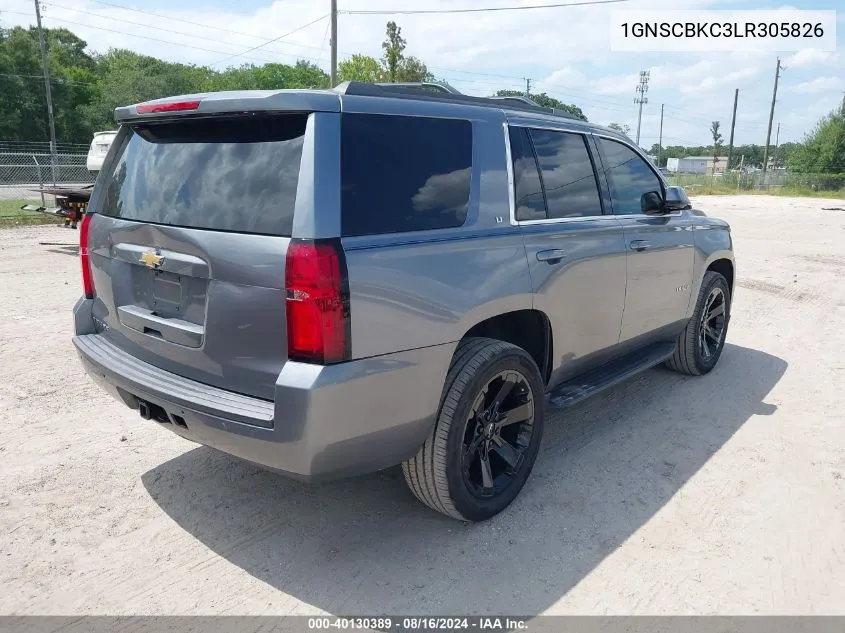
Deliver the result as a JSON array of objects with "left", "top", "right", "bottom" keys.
[
  {"left": 136, "top": 100, "right": 201, "bottom": 114},
  {"left": 80, "top": 213, "right": 94, "bottom": 299},
  {"left": 285, "top": 239, "right": 350, "bottom": 364}
]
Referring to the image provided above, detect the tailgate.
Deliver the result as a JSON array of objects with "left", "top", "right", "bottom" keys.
[{"left": 86, "top": 113, "right": 309, "bottom": 400}]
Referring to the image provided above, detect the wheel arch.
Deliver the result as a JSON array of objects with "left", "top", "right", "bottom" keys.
[
  {"left": 706, "top": 257, "right": 735, "bottom": 297},
  {"left": 459, "top": 309, "right": 553, "bottom": 387},
  {"left": 686, "top": 249, "right": 735, "bottom": 319}
]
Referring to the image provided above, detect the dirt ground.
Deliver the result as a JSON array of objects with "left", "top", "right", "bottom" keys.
[{"left": 1, "top": 195, "right": 844, "bottom": 616}]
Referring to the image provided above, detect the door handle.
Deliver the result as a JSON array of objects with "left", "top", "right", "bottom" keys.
[
  {"left": 536, "top": 249, "right": 566, "bottom": 263},
  {"left": 629, "top": 240, "right": 652, "bottom": 251}
]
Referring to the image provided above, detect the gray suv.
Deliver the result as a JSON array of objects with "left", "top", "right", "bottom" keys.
[{"left": 73, "top": 82, "right": 734, "bottom": 522}]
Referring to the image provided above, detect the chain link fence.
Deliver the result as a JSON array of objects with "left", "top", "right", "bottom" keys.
[
  {"left": 0, "top": 149, "right": 95, "bottom": 225},
  {"left": 667, "top": 171, "right": 845, "bottom": 194},
  {"left": 0, "top": 150, "right": 94, "bottom": 199}
]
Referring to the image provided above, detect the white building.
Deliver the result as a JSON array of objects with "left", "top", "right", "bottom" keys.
[{"left": 666, "top": 156, "right": 729, "bottom": 174}]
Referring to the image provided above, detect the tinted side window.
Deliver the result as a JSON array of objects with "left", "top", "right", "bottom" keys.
[
  {"left": 341, "top": 114, "right": 472, "bottom": 236},
  {"left": 528, "top": 129, "right": 603, "bottom": 219},
  {"left": 598, "top": 138, "right": 664, "bottom": 215},
  {"left": 508, "top": 127, "right": 546, "bottom": 221}
]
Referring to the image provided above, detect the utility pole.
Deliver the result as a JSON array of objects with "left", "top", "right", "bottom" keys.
[
  {"left": 773, "top": 122, "right": 780, "bottom": 169},
  {"left": 657, "top": 104, "right": 664, "bottom": 167},
  {"left": 524, "top": 78, "right": 531, "bottom": 98},
  {"left": 634, "top": 70, "right": 649, "bottom": 146},
  {"left": 726, "top": 88, "right": 738, "bottom": 170},
  {"left": 762, "top": 57, "right": 783, "bottom": 175},
  {"left": 329, "top": 0, "right": 337, "bottom": 87},
  {"left": 34, "top": 0, "right": 58, "bottom": 184}
]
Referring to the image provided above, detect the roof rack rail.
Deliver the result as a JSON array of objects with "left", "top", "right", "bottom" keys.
[
  {"left": 488, "top": 95, "right": 542, "bottom": 107},
  {"left": 373, "top": 81, "right": 462, "bottom": 94},
  {"left": 333, "top": 81, "right": 580, "bottom": 121}
]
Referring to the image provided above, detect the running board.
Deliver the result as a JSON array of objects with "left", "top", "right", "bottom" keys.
[{"left": 547, "top": 343, "right": 675, "bottom": 409}]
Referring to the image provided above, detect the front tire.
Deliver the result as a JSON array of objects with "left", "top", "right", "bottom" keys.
[
  {"left": 402, "top": 337, "right": 545, "bottom": 522},
  {"left": 666, "top": 271, "right": 731, "bottom": 376}
]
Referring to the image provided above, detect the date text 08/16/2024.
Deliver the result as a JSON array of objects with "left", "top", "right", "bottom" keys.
[{"left": 307, "top": 618, "right": 530, "bottom": 631}]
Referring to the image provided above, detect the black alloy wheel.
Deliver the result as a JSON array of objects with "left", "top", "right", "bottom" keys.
[{"left": 461, "top": 370, "right": 536, "bottom": 499}]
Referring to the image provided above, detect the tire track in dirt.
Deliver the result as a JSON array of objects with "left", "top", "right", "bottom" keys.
[{"left": 737, "top": 278, "right": 830, "bottom": 306}]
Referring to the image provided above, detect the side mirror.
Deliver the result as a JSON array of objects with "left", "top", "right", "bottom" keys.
[
  {"left": 640, "top": 191, "right": 664, "bottom": 214},
  {"left": 664, "top": 185, "right": 692, "bottom": 211}
]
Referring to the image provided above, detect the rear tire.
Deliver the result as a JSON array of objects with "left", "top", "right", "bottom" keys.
[
  {"left": 666, "top": 271, "right": 731, "bottom": 376},
  {"left": 402, "top": 337, "right": 545, "bottom": 522}
]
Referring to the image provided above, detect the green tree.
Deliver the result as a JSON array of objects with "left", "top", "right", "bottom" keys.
[
  {"left": 774, "top": 141, "right": 799, "bottom": 169},
  {"left": 710, "top": 121, "right": 723, "bottom": 173},
  {"left": 395, "top": 55, "right": 431, "bottom": 82},
  {"left": 494, "top": 90, "right": 587, "bottom": 121},
  {"left": 338, "top": 54, "right": 384, "bottom": 83},
  {"left": 381, "top": 21, "right": 405, "bottom": 83},
  {"left": 0, "top": 26, "right": 99, "bottom": 143},
  {"left": 788, "top": 110, "right": 845, "bottom": 174},
  {"left": 378, "top": 21, "right": 431, "bottom": 83},
  {"left": 79, "top": 49, "right": 211, "bottom": 134},
  {"left": 287, "top": 59, "right": 331, "bottom": 88}
]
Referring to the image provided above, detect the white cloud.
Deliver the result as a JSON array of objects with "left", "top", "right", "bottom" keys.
[
  {"left": 679, "top": 65, "right": 761, "bottom": 94},
  {"left": 783, "top": 49, "right": 840, "bottom": 68},
  {"left": 794, "top": 76, "right": 845, "bottom": 94}
]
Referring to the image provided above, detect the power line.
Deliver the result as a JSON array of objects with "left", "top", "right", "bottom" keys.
[
  {"left": 44, "top": 0, "right": 314, "bottom": 60},
  {"left": 342, "top": 0, "right": 632, "bottom": 15},
  {"left": 42, "top": 0, "right": 330, "bottom": 62},
  {"left": 211, "top": 14, "right": 328, "bottom": 67},
  {"left": 33, "top": 12, "right": 304, "bottom": 66},
  {"left": 0, "top": 72, "right": 96, "bottom": 85},
  {"left": 430, "top": 67, "right": 527, "bottom": 81},
  {"left": 0, "top": 8, "right": 32, "bottom": 17},
  {"left": 87, "top": 0, "right": 327, "bottom": 52},
  {"left": 318, "top": 12, "right": 331, "bottom": 71},
  {"left": 663, "top": 109, "right": 767, "bottom": 131},
  {"left": 40, "top": 1, "right": 330, "bottom": 67}
]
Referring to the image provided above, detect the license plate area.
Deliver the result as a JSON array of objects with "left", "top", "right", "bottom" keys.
[
  {"left": 152, "top": 270, "right": 183, "bottom": 314},
  {"left": 127, "top": 265, "right": 208, "bottom": 324}
]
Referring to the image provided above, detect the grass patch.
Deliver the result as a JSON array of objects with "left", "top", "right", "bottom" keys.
[
  {"left": 0, "top": 199, "right": 65, "bottom": 226},
  {"left": 688, "top": 186, "right": 845, "bottom": 198},
  {"left": 669, "top": 174, "right": 845, "bottom": 199}
]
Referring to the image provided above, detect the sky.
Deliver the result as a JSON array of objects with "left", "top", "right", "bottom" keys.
[{"left": 0, "top": 0, "right": 843, "bottom": 147}]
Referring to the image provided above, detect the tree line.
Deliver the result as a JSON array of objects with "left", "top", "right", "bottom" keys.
[
  {"left": 1, "top": 19, "right": 841, "bottom": 175},
  {"left": 609, "top": 111, "right": 844, "bottom": 174}
]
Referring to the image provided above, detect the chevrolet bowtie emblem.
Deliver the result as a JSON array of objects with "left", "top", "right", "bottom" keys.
[{"left": 140, "top": 250, "right": 164, "bottom": 269}]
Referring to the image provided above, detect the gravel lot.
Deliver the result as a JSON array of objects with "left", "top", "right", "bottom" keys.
[{"left": 1, "top": 195, "right": 844, "bottom": 616}]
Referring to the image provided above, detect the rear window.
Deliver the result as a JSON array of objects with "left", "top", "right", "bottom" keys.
[
  {"left": 341, "top": 113, "right": 472, "bottom": 237},
  {"left": 100, "top": 114, "right": 307, "bottom": 236}
]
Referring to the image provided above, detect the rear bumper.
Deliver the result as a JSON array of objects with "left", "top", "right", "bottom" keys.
[{"left": 73, "top": 303, "right": 453, "bottom": 481}]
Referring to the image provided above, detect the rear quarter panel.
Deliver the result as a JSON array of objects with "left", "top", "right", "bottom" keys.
[{"left": 339, "top": 99, "right": 533, "bottom": 359}]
